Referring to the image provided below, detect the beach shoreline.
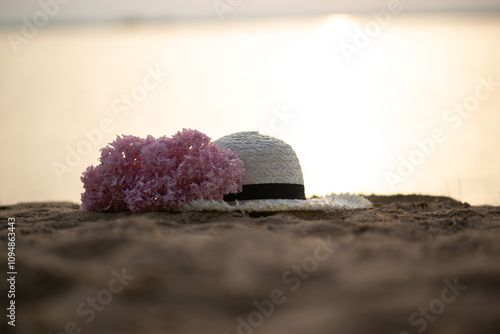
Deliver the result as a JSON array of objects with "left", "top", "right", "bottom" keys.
[{"left": 1, "top": 194, "right": 500, "bottom": 334}]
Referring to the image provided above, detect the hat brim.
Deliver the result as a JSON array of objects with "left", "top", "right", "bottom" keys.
[{"left": 178, "top": 193, "right": 371, "bottom": 212}]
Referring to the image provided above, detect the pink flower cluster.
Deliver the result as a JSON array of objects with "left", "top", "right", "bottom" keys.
[{"left": 80, "top": 129, "right": 244, "bottom": 212}]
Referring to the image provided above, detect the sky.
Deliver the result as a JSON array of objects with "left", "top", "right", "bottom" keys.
[{"left": 1, "top": 0, "right": 500, "bottom": 24}]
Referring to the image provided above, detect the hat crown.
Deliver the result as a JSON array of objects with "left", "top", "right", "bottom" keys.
[{"left": 215, "top": 131, "right": 304, "bottom": 186}]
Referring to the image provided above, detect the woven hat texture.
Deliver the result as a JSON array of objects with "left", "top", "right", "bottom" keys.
[
  {"left": 214, "top": 131, "right": 304, "bottom": 186},
  {"left": 203, "top": 131, "right": 371, "bottom": 211},
  {"left": 179, "top": 193, "right": 372, "bottom": 212}
]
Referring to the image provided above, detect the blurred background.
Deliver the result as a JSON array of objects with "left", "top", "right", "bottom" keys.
[{"left": 0, "top": 0, "right": 499, "bottom": 206}]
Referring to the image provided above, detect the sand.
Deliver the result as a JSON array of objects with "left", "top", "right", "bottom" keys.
[{"left": 1, "top": 194, "right": 500, "bottom": 334}]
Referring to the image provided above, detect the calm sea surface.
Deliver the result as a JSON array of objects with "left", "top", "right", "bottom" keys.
[{"left": 1, "top": 13, "right": 499, "bottom": 205}]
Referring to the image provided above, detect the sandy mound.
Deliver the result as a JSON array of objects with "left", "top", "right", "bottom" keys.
[{"left": 1, "top": 195, "right": 500, "bottom": 334}]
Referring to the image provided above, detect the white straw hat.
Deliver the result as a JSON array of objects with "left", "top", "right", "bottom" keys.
[
  {"left": 179, "top": 131, "right": 371, "bottom": 212},
  {"left": 215, "top": 131, "right": 306, "bottom": 201}
]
